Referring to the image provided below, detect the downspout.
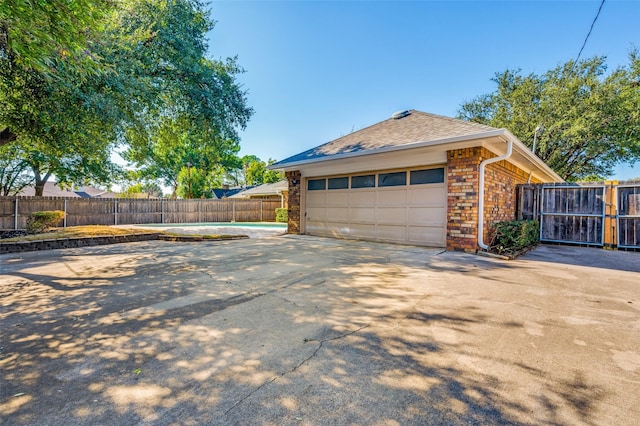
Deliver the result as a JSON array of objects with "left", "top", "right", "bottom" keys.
[{"left": 478, "top": 137, "right": 513, "bottom": 251}]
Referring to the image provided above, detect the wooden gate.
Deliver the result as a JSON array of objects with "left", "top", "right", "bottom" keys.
[
  {"left": 539, "top": 185, "right": 605, "bottom": 246},
  {"left": 617, "top": 185, "right": 640, "bottom": 248}
]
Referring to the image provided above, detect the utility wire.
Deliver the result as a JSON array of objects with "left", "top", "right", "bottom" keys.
[
  {"left": 574, "top": 0, "right": 606, "bottom": 66},
  {"left": 531, "top": 0, "right": 606, "bottom": 156}
]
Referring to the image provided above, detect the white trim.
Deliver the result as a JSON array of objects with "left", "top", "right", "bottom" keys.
[{"left": 270, "top": 129, "right": 562, "bottom": 183}]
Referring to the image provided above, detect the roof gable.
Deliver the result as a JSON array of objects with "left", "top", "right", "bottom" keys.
[{"left": 273, "top": 110, "right": 497, "bottom": 167}]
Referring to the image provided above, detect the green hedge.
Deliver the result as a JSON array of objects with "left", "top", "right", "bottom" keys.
[
  {"left": 275, "top": 208, "right": 288, "bottom": 223},
  {"left": 489, "top": 220, "right": 539, "bottom": 257},
  {"left": 26, "top": 210, "right": 65, "bottom": 234}
]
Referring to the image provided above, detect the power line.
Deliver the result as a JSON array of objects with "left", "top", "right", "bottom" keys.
[
  {"left": 574, "top": 0, "right": 606, "bottom": 65},
  {"left": 531, "top": 0, "right": 606, "bottom": 156}
]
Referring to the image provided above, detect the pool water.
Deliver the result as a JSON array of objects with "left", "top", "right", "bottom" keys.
[{"left": 139, "top": 222, "right": 287, "bottom": 229}]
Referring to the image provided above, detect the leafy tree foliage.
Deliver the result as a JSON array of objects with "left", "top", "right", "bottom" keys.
[
  {"left": 228, "top": 156, "right": 284, "bottom": 186},
  {"left": 0, "top": 0, "right": 108, "bottom": 73},
  {"left": 176, "top": 166, "right": 212, "bottom": 199},
  {"left": 0, "top": 144, "right": 32, "bottom": 195},
  {"left": 0, "top": 0, "right": 253, "bottom": 196},
  {"left": 124, "top": 116, "right": 239, "bottom": 195},
  {"left": 458, "top": 54, "right": 640, "bottom": 181}
]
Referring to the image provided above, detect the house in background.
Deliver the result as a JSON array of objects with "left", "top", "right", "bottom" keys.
[
  {"left": 270, "top": 110, "right": 562, "bottom": 252},
  {"left": 18, "top": 182, "right": 119, "bottom": 198},
  {"left": 211, "top": 185, "right": 251, "bottom": 199},
  {"left": 230, "top": 180, "right": 288, "bottom": 208}
]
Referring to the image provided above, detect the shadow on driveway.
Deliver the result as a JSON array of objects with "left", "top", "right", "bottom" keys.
[{"left": 1, "top": 236, "right": 637, "bottom": 425}]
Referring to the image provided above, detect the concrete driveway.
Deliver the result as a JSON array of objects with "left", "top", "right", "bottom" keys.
[{"left": 1, "top": 236, "right": 639, "bottom": 425}]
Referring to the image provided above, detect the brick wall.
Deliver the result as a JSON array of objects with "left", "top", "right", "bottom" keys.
[
  {"left": 285, "top": 170, "right": 301, "bottom": 234},
  {"left": 447, "top": 148, "right": 483, "bottom": 252},
  {"left": 447, "top": 147, "right": 540, "bottom": 252},
  {"left": 484, "top": 155, "right": 541, "bottom": 246}
]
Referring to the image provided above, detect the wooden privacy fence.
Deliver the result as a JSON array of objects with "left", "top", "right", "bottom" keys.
[
  {"left": 0, "top": 197, "right": 283, "bottom": 229},
  {"left": 517, "top": 182, "right": 640, "bottom": 249}
]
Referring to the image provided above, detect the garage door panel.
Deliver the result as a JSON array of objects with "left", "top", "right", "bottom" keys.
[
  {"left": 325, "top": 223, "right": 350, "bottom": 238},
  {"left": 306, "top": 192, "right": 326, "bottom": 207},
  {"left": 376, "top": 225, "right": 407, "bottom": 241},
  {"left": 306, "top": 207, "right": 326, "bottom": 222},
  {"left": 377, "top": 190, "right": 406, "bottom": 205},
  {"left": 377, "top": 207, "right": 407, "bottom": 225},
  {"left": 350, "top": 191, "right": 375, "bottom": 206},
  {"left": 408, "top": 226, "right": 445, "bottom": 246},
  {"left": 350, "top": 223, "right": 375, "bottom": 238},
  {"left": 408, "top": 187, "right": 446, "bottom": 206},
  {"left": 326, "top": 192, "right": 349, "bottom": 205},
  {"left": 350, "top": 207, "right": 375, "bottom": 223},
  {"left": 408, "top": 207, "right": 446, "bottom": 224},
  {"left": 327, "top": 207, "right": 349, "bottom": 222},
  {"left": 306, "top": 221, "right": 328, "bottom": 235}
]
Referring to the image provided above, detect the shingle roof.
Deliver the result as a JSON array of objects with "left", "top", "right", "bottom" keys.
[
  {"left": 18, "top": 182, "right": 117, "bottom": 198},
  {"left": 273, "top": 110, "right": 498, "bottom": 167},
  {"left": 229, "top": 181, "right": 288, "bottom": 198}
]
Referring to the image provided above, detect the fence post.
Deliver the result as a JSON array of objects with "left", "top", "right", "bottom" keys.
[
  {"left": 161, "top": 199, "right": 165, "bottom": 224},
  {"left": 198, "top": 200, "right": 201, "bottom": 223},
  {"left": 14, "top": 197, "right": 18, "bottom": 230},
  {"left": 232, "top": 200, "right": 236, "bottom": 222},
  {"left": 114, "top": 200, "right": 118, "bottom": 225},
  {"left": 260, "top": 200, "right": 263, "bottom": 222},
  {"left": 63, "top": 199, "right": 67, "bottom": 228}
]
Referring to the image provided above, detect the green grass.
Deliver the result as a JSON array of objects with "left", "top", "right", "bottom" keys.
[{"left": 1, "top": 226, "right": 244, "bottom": 242}]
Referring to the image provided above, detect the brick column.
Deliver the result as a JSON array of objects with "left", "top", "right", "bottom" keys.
[
  {"left": 285, "top": 170, "right": 301, "bottom": 234},
  {"left": 448, "top": 146, "right": 543, "bottom": 252},
  {"left": 447, "top": 148, "right": 483, "bottom": 252}
]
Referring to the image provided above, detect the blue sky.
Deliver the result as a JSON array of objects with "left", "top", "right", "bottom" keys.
[{"left": 207, "top": 0, "right": 639, "bottom": 180}]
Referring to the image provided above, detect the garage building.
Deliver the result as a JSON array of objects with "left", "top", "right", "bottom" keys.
[{"left": 271, "top": 110, "right": 562, "bottom": 252}]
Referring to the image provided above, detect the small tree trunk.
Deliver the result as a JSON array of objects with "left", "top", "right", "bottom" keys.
[
  {"left": 0, "top": 127, "right": 17, "bottom": 147},
  {"left": 32, "top": 168, "right": 52, "bottom": 197}
]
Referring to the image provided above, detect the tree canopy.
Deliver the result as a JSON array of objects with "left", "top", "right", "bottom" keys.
[
  {"left": 0, "top": 0, "right": 253, "bottom": 196},
  {"left": 458, "top": 54, "right": 640, "bottom": 181}
]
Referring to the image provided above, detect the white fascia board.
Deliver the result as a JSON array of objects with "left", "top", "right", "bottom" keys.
[
  {"left": 499, "top": 130, "right": 563, "bottom": 182},
  {"left": 268, "top": 129, "right": 508, "bottom": 171},
  {"left": 270, "top": 128, "right": 563, "bottom": 183}
]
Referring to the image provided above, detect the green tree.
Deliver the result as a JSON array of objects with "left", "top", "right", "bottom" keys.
[
  {"left": 229, "top": 156, "right": 284, "bottom": 186},
  {"left": 264, "top": 159, "right": 284, "bottom": 183},
  {"left": 0, "top": 144, "right": 32, "bottom": 196},
  {"left": 0, "top": 0, "right": 111, "bottom": 146},
  {"left": 124, "top": 116, "right": 240, "bottom": 195},
  {"left": 176, "top": 166, "right": 213, "bottom": 199},
  {"left": 1, "top": 0, "right": 252, "bottom": 195},
  {"left": 458, "top": 54, "right": 640, "bottom": 181},
  {"left": 0, "top": 0, "right": 109, "bottom": 73}
]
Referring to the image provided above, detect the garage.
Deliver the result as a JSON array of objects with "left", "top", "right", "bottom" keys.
[
  {"left": 305, "top": 167, "right": 446, "bottom": 247},
  {"left": 271, "top": 110, "right": 562, "bottom": 251}
]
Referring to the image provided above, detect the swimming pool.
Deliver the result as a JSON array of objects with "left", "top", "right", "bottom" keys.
[
  {"left": 119, "top": 222, "right": 287, "bottom": 239},
  {"left": 139, "top": 222, "right": 287, "bottom": 229}
]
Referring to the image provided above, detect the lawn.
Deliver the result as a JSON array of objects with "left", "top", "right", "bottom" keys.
[{"left": 1, "top": 225, "right": 241, "bottom": 242}]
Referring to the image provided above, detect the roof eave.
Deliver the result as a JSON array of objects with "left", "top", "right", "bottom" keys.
[
  {"left": 501, "top": 130, "right": 563, "bottom": 182},
  {"left": 268, "top": 129, "right": 508, "bottom": 171}
]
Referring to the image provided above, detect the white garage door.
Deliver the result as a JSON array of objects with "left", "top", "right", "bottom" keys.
[{"left": 305, "top": 167, "right": 446, "bottom": 247}]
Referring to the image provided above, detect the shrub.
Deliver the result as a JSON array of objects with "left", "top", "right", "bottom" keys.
[
  {"left": 489, "top": 220, "right": 539, "bottom": 257},
  {"left": 275, "top": 208, "right": 288, "bottom": 223},
  {"left": 26, "top": 210, "right": 65, "bottom": 234}
]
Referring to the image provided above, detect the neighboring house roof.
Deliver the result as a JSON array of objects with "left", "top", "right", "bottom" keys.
[
  {"left": 270, "top": 109, "right": 562, "bottom": 182},
  {"left": 272, "top": 110, "right": 497, "bottom": 167},
  {"left": 211, "top": 187, "right": 251, "bottom": 199},
  {"left": 230, "top": 181, "right": 288, "bottom": 198},
  {"left": 18, "top": 182, "right": 119, "bottom": 198}
]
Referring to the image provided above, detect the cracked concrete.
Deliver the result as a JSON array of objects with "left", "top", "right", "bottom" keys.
[{"left": 1, "top": 236, "right": 639, "bottom": 425}]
